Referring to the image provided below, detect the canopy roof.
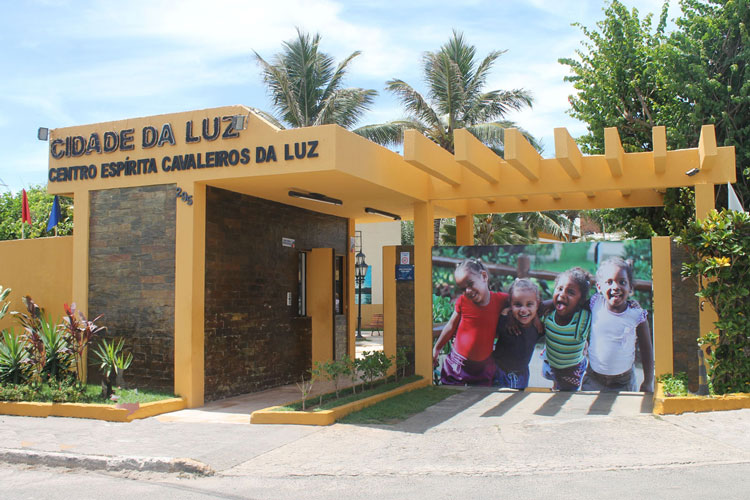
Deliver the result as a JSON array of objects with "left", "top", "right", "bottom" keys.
[{"left": 47, "top": 105, "right": 736, "bottom": 221}]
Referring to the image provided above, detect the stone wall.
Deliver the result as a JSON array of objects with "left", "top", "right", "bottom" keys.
[
  {"left": 89, "top": 185, "right": 176, "bottom": 390},
  {"left": 395, "top": 245, "right": 416, "bottom": 376},
  {"left": 670, "top": 240, "right": 701, "bottom": 391},
  {"left": 204, "top": 187, "right": 348, "bottom": 401}
]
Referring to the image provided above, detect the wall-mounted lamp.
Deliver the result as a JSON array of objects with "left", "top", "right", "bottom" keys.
[
  {"left": 364, "top": 207, "right": 401, "bottom": 221},
  {"left": 685, "top": 167, "right": 700, "bottom": 177},
  {"left": 231, "top": 115, "right": 247, "bottom": 131},
  {"left": 37, "top": 127, "right": 49, "bottom": 141},
  {"left": 288, "top": 190, "right": 343, "bottom": 206}
]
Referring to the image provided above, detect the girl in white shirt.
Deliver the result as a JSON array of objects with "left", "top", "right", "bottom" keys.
[{"left": 582, "top": 257, "right": 654, "bottom": 392}]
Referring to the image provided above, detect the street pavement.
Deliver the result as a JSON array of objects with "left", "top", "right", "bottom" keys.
[{"left": 1, "top": 387, "right": 749, "bottom": 499}]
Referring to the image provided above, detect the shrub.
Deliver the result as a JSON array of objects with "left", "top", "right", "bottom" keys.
[
  {"left": 0, "top": 329, "right": 31, "bottom": 384},
  {"left": 676, "top": 209, "right": 750, "bottom": 394},
  {"left": 91, "top": 338, "right": 133, "bottom": 398},
  {"left": 61, "top": 302, "right": 106, "bottom": 383}
]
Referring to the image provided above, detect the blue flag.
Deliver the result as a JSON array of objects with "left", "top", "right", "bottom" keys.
[{"left": 47, "top": 195, "right": 61, "bottom": 232}]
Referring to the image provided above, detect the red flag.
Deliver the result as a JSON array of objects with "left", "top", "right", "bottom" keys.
[{"left": 21, "top": 189, "right": 32, "bottom": 225}]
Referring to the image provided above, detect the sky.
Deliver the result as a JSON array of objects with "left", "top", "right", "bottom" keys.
[{"left": 0, "top": 0, "right": 679, "bottom": 194}]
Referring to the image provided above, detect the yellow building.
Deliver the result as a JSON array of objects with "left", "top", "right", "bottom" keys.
[{"left": 0, "top": 105, "right": 735, "bottom": 407}]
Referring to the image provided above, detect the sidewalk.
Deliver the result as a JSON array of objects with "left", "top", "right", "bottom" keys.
[{"left": 1, "top": 387, "right": 749, "bottom": 478}]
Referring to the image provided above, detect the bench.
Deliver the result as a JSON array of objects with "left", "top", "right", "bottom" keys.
[{"left": 366, "top": 313, "right": 384, "bottom": 336}]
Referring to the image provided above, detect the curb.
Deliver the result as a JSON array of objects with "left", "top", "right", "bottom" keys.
[{"left": 0, "top": 447, "right": 214, "bottom": 475}]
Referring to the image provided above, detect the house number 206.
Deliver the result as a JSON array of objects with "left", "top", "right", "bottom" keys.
[{"left": 176, "top": 187, "right": 193, "bottom": 206}]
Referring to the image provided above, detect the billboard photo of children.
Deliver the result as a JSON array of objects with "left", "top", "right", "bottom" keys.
[{"left": 432, "top": 240, "right": 654, "bottom": 392}]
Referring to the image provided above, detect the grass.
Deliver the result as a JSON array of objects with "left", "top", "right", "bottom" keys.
[
  {"left": 0, "top": 382, "right": 176, "bottom": 404},
  {"left": 339, "top": 386, "right": 461, "bottom": 424},
  {"left": 272, "top": 375, "right": 422, "bottom": 412}
]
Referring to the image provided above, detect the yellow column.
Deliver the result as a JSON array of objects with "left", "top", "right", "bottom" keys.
[
  {"left": 383, "top": 246, "right": 397, "bottom": 375},
  {"left": 455, "top": 215, "right": 474, "bottom": 246},
  {"left": 413, "top": 201, "right": 434, "bottom": 380},
  {"left": 72, "top": 190, "right": 90, "bottom": 381},
  {"left": 309, "top": 248, "right": 334, "bottom": 365},
  {"left": 694, "top": 183, "right": 719, "bottom": 348},
  {"left": 174, "top": 182, "right": 206, "bottom": 408},
  {"left": 651, "top": 237, "right": 673, "bottom": 377},
  {"left": 71, "top": 190, "right": 90, "bottom": 316},
  {"left": 347, "top": 219, "right": 357, "bottom": 359}
]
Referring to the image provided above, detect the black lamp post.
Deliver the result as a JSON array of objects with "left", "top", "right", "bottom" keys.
[{"left": 355, "top": 251, "right": 367, "bottom": 340}]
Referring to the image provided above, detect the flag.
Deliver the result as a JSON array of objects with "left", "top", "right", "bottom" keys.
[
  {"left": 47, "top": 195, "right": 61, "bottom": 232},
  {"left": 21, "top": 189, "right": 32, "bottom": 225},
  {"left": 727, "top": 183, "right": 745, "bottom": 213}
]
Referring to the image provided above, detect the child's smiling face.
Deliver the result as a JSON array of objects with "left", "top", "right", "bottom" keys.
[
  {"left": 510, "top": 289, "right": 538, "bottom": 327},
  {"left": 597, "top": 263, "right": 632, "bottom": 313},
  {"left": 455, "top": 267, "right": 490, "bottom": 306},
  {"left": 552, "top": 274, "right": 583, "bottom": 322}
]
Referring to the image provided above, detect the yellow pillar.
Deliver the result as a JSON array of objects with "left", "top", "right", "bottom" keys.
[
  {"left": 309, "top": 248, "right": 334, "bottom": 365},
  {"left": 455, "top": 215, "right": 474, "bottom": 246},
  {"left": 72, "top": 190, "right": 90, "bottom": 381},
  {"left": 383, "top": 246, "right": 397, "bottom": 376},
  {"left": 71, "top": 190, "right": 90, "bottom": 316},
  {"left": 413, "top": 201, "right": 434, "bottom": 380},
  {"left": 174, "top": 182, "right": 206, "bottom": 408},
  {"left": 651, "top": 237, "right": 674, "bottom": 377},
  {"left": 694, "top": 183, "right": 719, "bottom": 348}
]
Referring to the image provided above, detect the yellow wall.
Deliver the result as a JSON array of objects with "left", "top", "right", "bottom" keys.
[
  {"left": 0, "top": 237, "right": 73, "bottom": 331},
  {"left": 651, "top": 237, "right": 674, "bottom": 377}
]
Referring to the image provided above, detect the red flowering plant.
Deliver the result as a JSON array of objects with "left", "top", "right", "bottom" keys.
[{"left": 61, "top": 303, "right": 106, "bottom": 383}]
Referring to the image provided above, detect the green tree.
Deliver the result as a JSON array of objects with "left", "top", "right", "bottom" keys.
[
  {"left": 0, "top": 186, "right": 73, "bottom": 240},
  {"left": 666, "top": 0, "right": 750, "bottom": 205},
  {"left": 559, "top": 1, "right": 680, "bottom": 238},
  {"left": 359, "top": 31, "right": 538, "bottom": 244},
  {"left": 254, "top": 29, "right": 377, "bottom": 129},
  {"left": 560, "top": 0, "right": 749, "bottom": 238}
]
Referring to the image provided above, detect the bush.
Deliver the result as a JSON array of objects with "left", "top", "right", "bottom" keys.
[
  {"left": 676, "top": 209, "right": 750, "bottom": 394},
  {"left": 0, "top": 329, "right": 31, "bottom": 384}
]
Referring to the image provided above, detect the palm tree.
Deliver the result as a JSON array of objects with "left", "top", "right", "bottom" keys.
[
  {"left": 357, "top": 31, "right": 541, "bottom": 244},
  {"left": 440, "top": 212, "right": 572, "bottom": 246},
  {"left": 358, "top": 30, "right": 537, "bottom": 153},
  {"left": 254, "top": 29, "right": 377, "bottom": 129}
]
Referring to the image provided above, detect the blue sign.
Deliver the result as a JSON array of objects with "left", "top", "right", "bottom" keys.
[{"left": 395, "top": 264, "right": 414, "bottom": 281}]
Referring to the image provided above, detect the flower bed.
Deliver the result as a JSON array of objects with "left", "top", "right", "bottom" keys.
[
  {"left": 251, "top": 377, "right": 430, "bottom": 425},
  {"left": 652, "top": 382, "right": 750, "bottom": 415}
]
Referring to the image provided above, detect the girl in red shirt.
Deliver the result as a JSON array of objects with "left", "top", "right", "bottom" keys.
[{"left": 433, "top": 259, "right": 509, "bottom": 385}]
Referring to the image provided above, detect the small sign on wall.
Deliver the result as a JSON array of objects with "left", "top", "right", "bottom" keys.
[
  {"left": 282, "top": 237, "right": 295, "bottom": 248},
  {"left": 395, "top": 264, "right": 414, "bottom": 281},
  {"left": 400, "top": 252, "right": 410, "bottom": 265}
]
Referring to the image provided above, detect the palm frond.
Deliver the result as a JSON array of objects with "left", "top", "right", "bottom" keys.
[
  {"left": 352, "top": 120, "right": 423, "bottom": 146},
  {"left": 385, "top": 79, "right": 443, "bottom": 135},
  {"left": 255, "top": 51, "right": 302, "bottom": 125},
  {"left": 466, "top": 122, "right": 542, "bottom": 156},
  {"left": 315, "top": 88, "right": 376, "bottom": 128},
  {"left": 423, "top": 52, "right": 466, "bottom": 132}
]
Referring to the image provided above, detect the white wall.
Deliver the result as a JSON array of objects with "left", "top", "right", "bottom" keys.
[{"left": 356, "top": 221, "right": 401, "bottom": 305}]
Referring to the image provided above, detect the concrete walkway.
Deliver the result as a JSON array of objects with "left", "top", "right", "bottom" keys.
[{"left": 1, "top": 386, "right": 749, "bottom": 481}]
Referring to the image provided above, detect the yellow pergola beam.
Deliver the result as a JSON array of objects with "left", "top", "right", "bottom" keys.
[
  {"left": 554, "top": 127, "right": 582, "bottom": 179},
  {"left": 504, "top": 128, "right": 541, "bottom": 181},
  {"left": 699, "top": 124, "right": 718, "bottom": 171},
  {"left": 604, "top": 127, "right": 625, "bottom": 178},
  {"left": 652, "top": 126, "right": 667, "bottom": 174},
  {"left": 431, "top": 146, "right": 736, "bottom": 201},
  {"left": 439, "top": 189, "right": 665, "bottom": 215},
  {"left": 453, "top": 129, "right": 502, "bottom": 183},
  {"left": 404, "top": 129, "right": 462, "bottom": 186}
]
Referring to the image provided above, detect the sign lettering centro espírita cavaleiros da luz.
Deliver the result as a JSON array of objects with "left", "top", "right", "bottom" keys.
[{"left": 48, "top": 114, "right": 320, "bottom": 183}]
